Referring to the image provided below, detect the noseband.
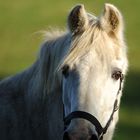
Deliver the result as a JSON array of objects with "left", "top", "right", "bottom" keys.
[{"left": 63, "top": 77, "right": 123, "bottom": 140}]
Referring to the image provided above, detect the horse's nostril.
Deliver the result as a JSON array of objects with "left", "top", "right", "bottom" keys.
[
  {"left": 90, "top": 134, "right": 98, "bottom": 140},
  {"left": 63, "top": 131, "right": 70, "bottom": 140}
]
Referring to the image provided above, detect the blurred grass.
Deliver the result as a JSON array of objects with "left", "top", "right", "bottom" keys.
[{"left": 0, "top": 0, "right": 140, "bottom": 139}]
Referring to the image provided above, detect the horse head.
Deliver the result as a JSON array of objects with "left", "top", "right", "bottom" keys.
[{"left": 61, "top": 4, "right": 128, "bottom": 140}]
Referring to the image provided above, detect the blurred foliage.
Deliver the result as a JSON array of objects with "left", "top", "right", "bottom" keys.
[{"left": 0, "top": 0, "right": 140, "bottom": 139}]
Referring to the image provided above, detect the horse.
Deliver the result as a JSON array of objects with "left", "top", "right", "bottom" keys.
[{"left": 0, "top": 3, "right": 128, "bottom": 140}]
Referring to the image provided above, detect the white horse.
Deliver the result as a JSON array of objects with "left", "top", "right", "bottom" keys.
[{"left": 0, "top": 3, "right": 128, "bottom": 140}]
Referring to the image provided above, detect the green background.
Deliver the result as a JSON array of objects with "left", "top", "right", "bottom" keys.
[{"left": 0, "top": 0, "right": 140, "bottom": 139}]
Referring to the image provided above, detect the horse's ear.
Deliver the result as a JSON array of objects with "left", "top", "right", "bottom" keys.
[
  {"left": 99, "top": 3, "right": 123, "bottom": 36},
  {"left": 68, "top": 4, "right": 89, "bottom": 35}
]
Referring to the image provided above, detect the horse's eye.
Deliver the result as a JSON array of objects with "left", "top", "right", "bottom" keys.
[
  {"left": 62, "top": 65, "right": 69, "bottom": 78},
  {"left": 112, "top": 71, "right": 123, "bottom": 81}
]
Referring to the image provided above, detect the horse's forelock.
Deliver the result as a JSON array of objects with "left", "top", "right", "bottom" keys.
[{"left": 60, "top": 21, "right": 126, "bottom": 72}]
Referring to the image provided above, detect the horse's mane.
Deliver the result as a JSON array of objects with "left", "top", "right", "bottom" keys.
[
  {"left": 36, "top": 30, "right": 71, "bottom": 97},
  {"left": 0, "top": 29, "right": 69, "bottom": 100}
]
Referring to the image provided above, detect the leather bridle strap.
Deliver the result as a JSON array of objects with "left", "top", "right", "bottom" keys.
[
  {"left": 101, "top": 99, "right": 118, "bottom": 136},
  {"left": 64, "top": 111, "right": 103, "bottom": 135}
]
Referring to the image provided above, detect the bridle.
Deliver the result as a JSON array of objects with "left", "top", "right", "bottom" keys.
[{"left": 63, "top": 75, "right": 124, "bottom": 140}]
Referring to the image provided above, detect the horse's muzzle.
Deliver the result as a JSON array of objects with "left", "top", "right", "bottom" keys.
[
  {"left": 63, "top": 111, "right": 103, "bottom": 140},
  {"left": 63, "top": 131, "right": 99, "bottom": 140}
]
